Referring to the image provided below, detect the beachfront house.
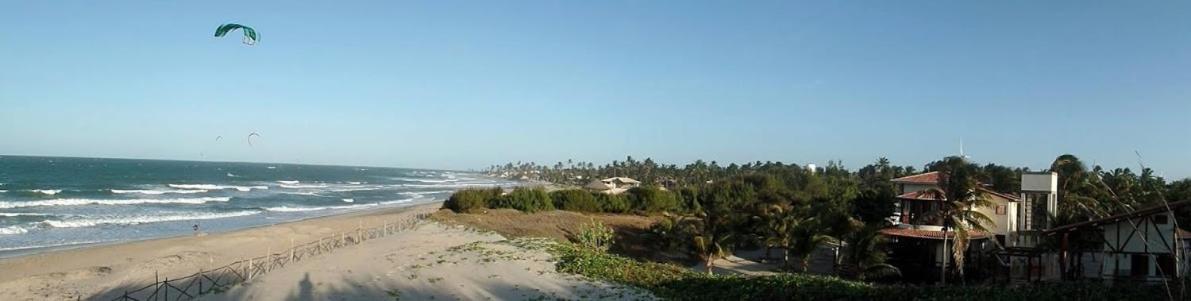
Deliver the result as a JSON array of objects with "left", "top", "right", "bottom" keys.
[
  {"left": 585, "top": 177, "right": 641, "bottom": 195},
  {"left": 1042, "top": 200, "right": 1191, "bottom": 282},
  {"left": 882, "top": 171, "right": 1021, "bottom": 282}
]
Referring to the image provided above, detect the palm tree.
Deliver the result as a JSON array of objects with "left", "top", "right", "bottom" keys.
[
  {"left": 757, "top": 204, "right": 792, "bottom": 262},
  {"left": 688, "top": 212, "right": 732, "bottom": 275},
  {"left": 841, "top": 224, "right": 901, "bottom": 280},
  {"left": 786, "top": 215, "right": 833, "bottom": 272},
  {"left": 921, "top": 157, "right": 993, "bottom": 283}
]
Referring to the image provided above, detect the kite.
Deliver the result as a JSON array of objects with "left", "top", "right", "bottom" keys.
[
  {"left": 215, "top": 136, "right": 223, "bottom": 142},
  {"left": 247, "top": 132, "right": 260, "bottom": 146},
  {"left": 214, "top": 23, "right": 259, "bottom": 46}
]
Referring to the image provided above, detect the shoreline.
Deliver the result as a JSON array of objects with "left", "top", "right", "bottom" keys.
[
  {"left": 0, "top": 199, "right": 443, "bottom": 260},
  {"left": 0, "top": 201, "right": 444, "bottom": 300}
]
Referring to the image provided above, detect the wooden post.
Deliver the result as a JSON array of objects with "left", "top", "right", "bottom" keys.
[
  {"left": 199, "top": 269, "right": 204, "bottom": 294},
  {"left": 248, "top": 257, "right": 253, "bottom": 279},
  {"left": 290, "top": 238, "right": 296, "bottom": 263},
  {"left": 163, "top": 277, "right": 168, "bottom": 301}
]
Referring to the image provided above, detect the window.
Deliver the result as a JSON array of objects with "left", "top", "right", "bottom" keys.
[
  {"left": 996, "top": 205, "right": 1006, "bottom": 215},
  {"left": 1131, "top": 254, "right": 1151, "bottom": 278}
]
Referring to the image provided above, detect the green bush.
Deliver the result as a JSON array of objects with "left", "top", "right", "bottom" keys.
[
  {"left": 574, "top": 219, "right": 615, "bottom": 251},
  {"left": 550, "top": 242, "right": 1178, "bottom": 301},
  {"left": 625, "top": 186, "right": 681, "bottom": 213},
  {"left": 490, "top": 187, "right": 554, "bottom": 213},
  {"left": 551, "top": 189, "right": 602, "bottom": 212},
  {"left": 596, "top": 193, "right": 631, "bottom": 213},
  {"left": 442, "top": 187, "right": 502, "bottom": 213}
]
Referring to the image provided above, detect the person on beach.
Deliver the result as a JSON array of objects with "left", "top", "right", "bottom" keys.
[{"left": 193, "top": 224, "right": 200, "bottom": 235}]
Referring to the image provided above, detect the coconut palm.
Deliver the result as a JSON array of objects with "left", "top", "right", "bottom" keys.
[
  {"left": 841, "top": 224, "right": 901, "bottom": 280},
  {"left": 786, "top": 215, "right": 833, "bottom": 272},
  {"left": 920, "top": 157, "right": 993, "bottom": 283},
  {"left": 757, "top": 204, "right": 793, "bottom": 262}
]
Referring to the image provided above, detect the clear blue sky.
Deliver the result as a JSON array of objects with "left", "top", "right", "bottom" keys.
[{"left": 2, "top": 1, "right": 1189, "bottom": 178}]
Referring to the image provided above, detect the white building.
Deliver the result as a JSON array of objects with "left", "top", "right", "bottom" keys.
[{"left": 585, "top": 177, "right": 641, "bottom": 195}]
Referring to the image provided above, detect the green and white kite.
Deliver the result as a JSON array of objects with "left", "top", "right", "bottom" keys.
[{"left": 214, "top": 23, "right": 259, "bottom": 46}]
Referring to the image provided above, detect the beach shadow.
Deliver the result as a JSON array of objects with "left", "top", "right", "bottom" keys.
[{"left": 292, "top": 273, "right": 315, "bottom": 301}]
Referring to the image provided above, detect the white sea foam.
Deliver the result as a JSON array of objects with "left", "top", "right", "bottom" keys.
[
  {"left": 30, "top": 189, "right": 62, "bottom": 195},
  {"left": 347, "top": 181, "right": 363, "bottom": 185},
  {"left": 0, "top": 197, "right": 231, "bottom": 209},
  {"left": 168, "top": 184, "right": 222, "bottom": 190},
  {"left": 263, "top": 204, "right": 368, "bottom": 212},
  {"left": 110, "top": 189, "right": 208, "bottom": 195},
  {"left": 279, "top": 184, "right": 326, "bottom": 189},
  {"left": 277, "top": 180, "right": 300, "bottom": 185},
  {"left": 0, "top": 225, "right": 28, "bottom": 235},
  {"left": 42, "top": 211, "right": 260, "bottom": 228},
  {"left": 378, "top": 198, "right": 416, "bottom": 205},
  {"left": 168, "top": 184, "right": 268, "bottom": 192},
  {"left": 0, "top": 212, "right": 51, "bottom": 217},
  {"left": 342, "top": 198, "right": 354, "bottom": 203}
]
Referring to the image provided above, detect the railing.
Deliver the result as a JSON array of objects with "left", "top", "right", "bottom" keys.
[{"left": 100, "top": 211, "right": 433, "bottom": 301}]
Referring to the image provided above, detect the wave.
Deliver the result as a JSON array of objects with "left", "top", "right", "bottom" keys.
[
  {"left": 342, "top": 198, "right": 354, "bottom": 203},
  {"left": 30, "top": 189, "right": 62, "bottom": 195},
  {"left": 263, "top": 204, "right": 367, "bottom": 212},
  {"left": 42, "top": 211, "right": 261, "bottom": 228},
  {"left": 0, "top": 212, "right": 51, "bottom": 217},
  {"left": 347, "top": 181, "right": 363, "bottom": 185},
  {"left": 0, "top": 197, "right": 231, "bottom": 209},
  {"left": 277, "top": 180, "right": 300, "bottom": 185},
  {"left": 279, "top": 184, "right": 327, "bottom": 189},
  {"left": 396, "top": 177, "right": 458, "bottom": 183},
  {"left": 110, "top": 189, "right": 207, "bottom": 195},
  {"left": 378, "top": 198, "right": 415, "bottom": 205},
  {"left": 0, "top": 225, "right": 28, "bottom": 235},
  {"left": 168, "top": 184, "right": 268, "bottom": 192}
]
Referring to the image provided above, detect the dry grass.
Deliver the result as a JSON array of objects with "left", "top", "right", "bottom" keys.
[{"left": 431, "top": 208, "right": 662, "bottom": 259}]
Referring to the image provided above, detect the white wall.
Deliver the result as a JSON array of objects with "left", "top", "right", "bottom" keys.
[{"left": 1100, "top": 212, "right": 1182, "bottom": 280}]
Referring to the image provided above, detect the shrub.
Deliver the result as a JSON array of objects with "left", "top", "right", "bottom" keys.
[
  {"left": 551, "top": 189, "right": 602, "bottom": 212},
  {"left": 574, "top": 219, "right": 615, "bottom": 251},
  {"left": 550, "top": 242, "right": 1179, "bottom": 301},
  {"left": 625, "top": 186, "right": 681, "bottom": 213},
  {"left": 596, "top": 193, "right": 631, "bottom": 213},
  {"left": 443, "top": 187, "right": 502, "bottom": 213},
  {"left": 490, "top": 187, "right": 554, "bottom": 213}
]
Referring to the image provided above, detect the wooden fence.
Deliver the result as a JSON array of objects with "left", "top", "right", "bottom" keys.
[{"left": 101, "top": 212, "right": 432, "bottom": 301}]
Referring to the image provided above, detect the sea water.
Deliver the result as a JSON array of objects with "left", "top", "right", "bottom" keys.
[{"left": 0, "top": 156, "right": 512, "bottom": 257}]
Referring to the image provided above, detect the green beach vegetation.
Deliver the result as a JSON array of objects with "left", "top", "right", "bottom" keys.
[{"left": 446, "top": 154, "right": 1191, "bottom": 298}]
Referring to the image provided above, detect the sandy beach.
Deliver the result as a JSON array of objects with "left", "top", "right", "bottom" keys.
[{"left": 0, "top": 202, "right": 650, "bottom": 300}]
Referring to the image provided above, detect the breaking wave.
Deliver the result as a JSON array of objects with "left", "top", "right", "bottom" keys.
[
  {"left": 168, "top": 184, "right": 268, "bottom": 192},
  {"left": 0, "top": 197, "right": 232, "bottom": 209},
  {"left": 110, "top": 189, "right": 208, "bottom": 195},
  {"left": 42, "top": 211, "right": 261, "bottom": 228}
]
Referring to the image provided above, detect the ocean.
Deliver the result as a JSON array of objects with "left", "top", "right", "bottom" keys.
[{"left": 0, "top": 156, "right": 511, "bottom": 257}]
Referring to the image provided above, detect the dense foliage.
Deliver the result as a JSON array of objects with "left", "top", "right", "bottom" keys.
[
  {"left": 551, "top": 242, "right": 1179, "bottom": 301},
  {"left": 442, "top": 187, "right": 501, "bottom": 213}
]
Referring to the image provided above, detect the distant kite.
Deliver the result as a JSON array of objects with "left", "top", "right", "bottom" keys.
[
  {"left": 214, "top": 23, "right": 259, "bottom": 46},
  {"left": 247, "top": 132, "right": 260, "bottom": 146},
  {"left": 215, "top": 136, "right": 223, "bottom": 142}
]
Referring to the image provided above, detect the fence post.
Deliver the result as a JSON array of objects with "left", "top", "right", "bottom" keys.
[
  {"left": 290, "top": 238, "right": 295, "bottom": 263},
  {"left": 163, "top": 277, "right": 168, "bottom": 301},
  {"left": 199, "top": 268, "right": 204, "bottom": 295}
]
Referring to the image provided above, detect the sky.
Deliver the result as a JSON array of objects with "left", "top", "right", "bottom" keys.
[{"left": 1, "top": 1, "right": 1189, "bottom": 178}]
